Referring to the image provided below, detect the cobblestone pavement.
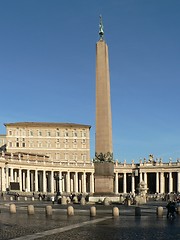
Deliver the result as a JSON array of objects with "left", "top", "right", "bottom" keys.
[{"left": 0, "top": 200, "right": 180, "bottom": 240}]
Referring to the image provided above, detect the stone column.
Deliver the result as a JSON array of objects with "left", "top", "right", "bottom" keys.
[
  {"left": 82, "top": 172, "right": 86, "bottom": 193},
  {"left": 115, "top": 173, "right": 118, "bottom": 194},
  {"left": 10, "top": 168, "right": 14, "bottom": 182},
  {"left": 160, "top": 172, "right": 164, "bottom": 193},
  {"left": 26, "top": 169, "right": 30, "bottom": 192},
  {"left": 6, "top": 166, "right": 9, "bottom": 190},
  {"left": 75, "top": 172, "right": 78, "bottom": 193},
  {"left": 51, "top": 171, "right": 54, "bottom": 194},
  {"left": 62, "top": 174, "right": 65, "bottom": 192},
  {"left": 90, "top": 172, "right": 94, "bottom": 193},
  {"left": 169, "top": 172, "right": 173, "bottom": 193},
  {"left": 144, "top": 172, "right": 147, "bottom": 193},
  {"left": 177, "top": 172, "right": 180, "bottom": 193},
  {"left": 14, "top": 171, "right": 17, "bottom": 182},
  {"left": 1, "top": 167, "right": 6, "bottom": 191},
  {"left": 59, "top": 171, "right": 62, "bottom": 193},
  {"left": 131, "top": 173, "right": 135, "bottom": 194},
  {"left": 70, "top": 174, "right": 73, "bottom": 192},
  {"left": 22, "top": 171, "right": 26, "bottom": 191},
  {"left": 19, "top": 169, "right": 22, "bottom": 191},
  {"left": 139, "top": 172, "right": 143, "bottom": 182},
  {"left": 66, "top": 171, "right": 70, "bottom": 193},
  {"left": 43, "top": 170, "right": 46, "bottom": 193},
  {"left": 156, "top": 172, "right": 159, "bottom": 193},
  {"left": 35, "top": 170, "right": 38, "bottom": 192},
  {"left": 123, "top": 173, "right": 127, "bottom": 193},
  {"left": 30, "top": 171, "right": 34, "bottom": 192},
  {"left": 79, "top": 174, "right": 82, "bottom": 193},
  {"left": 73, "top": 172, "right": 76, "bottom": 192},
  {"left": 144, "top": 172, "right": 147, "bottom": 183}
]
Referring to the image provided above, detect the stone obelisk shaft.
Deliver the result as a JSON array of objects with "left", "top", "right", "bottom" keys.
[{"left": 95, "top": 40, "right": 112, "bottom": 156}]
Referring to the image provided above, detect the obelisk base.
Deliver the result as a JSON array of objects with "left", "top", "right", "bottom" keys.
[
  {"left": 94, "top": 162, "right": 114, "bottom": 195},
  {"left": 94, "top": 175, "right": 114, "bottom": 195}
]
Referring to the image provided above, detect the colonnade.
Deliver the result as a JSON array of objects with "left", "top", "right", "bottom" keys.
[
  {"left": 114, "top": 171, "right": 180, "bottom": 195},
  {"left": 1, "top": 166, "right": 94, "bottom": 194},
  {"left": 1, "top": 165, "right": 180, "bottom": 195},
  {"left": 139, "top": 171, "right": 180, "bottom": 194}
]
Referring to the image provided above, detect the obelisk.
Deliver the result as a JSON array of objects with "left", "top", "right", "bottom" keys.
[{"left": 94, "top": 16, "right": 114, "bottom": 195}]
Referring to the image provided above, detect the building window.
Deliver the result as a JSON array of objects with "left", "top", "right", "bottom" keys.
[
  {"left": 81, "top": 130, "right": 86, "bottom": 137},
  {"left": 38, "top": 131, "right": 42, "bottom": 136},
  {"left": 82, "top": 154, "right": 86, "bottom": 161},
  {"left": 38, "top": 141, "right": 42, "bottom": 148},
  {"left": 47, "top": 131, "right": 51, "bottom": 137},
  {"left": 73, "top": 130, "right": 77, "bottom": 137},
  {"left": 9, "top": 130, "right": 12, "bottom": 136},
  {"left": 73, "top": 154, "right": 77, "bottom": 161},
  {"left": 22, "top": 130, "right": 26, "bottom": 136},
  {"left": 29, "top": 141, "right": 34, "bottom": 148},
  {"left": 64, "top": 139, "right": 69, "bottom": 148},
  {"left": 73, "top": 139, "right": 77, "bottom": 148},
  {"left": 22, "top": 142, "right": 25, "bottom": 148},
  {"left": 29, "top": 131, "right": 33, "bottom": 136},
  {"left": 56, "top": 139, "right": 60, "bottom": 148},
  {"left": 16, "top": 142, "right": 19, "bottom": 147},
  {"left": 65, "top": 153, "right": 68, "bottom": 160},
  {"left": 46, "top": 141, "right": 51, "bottom": 148},
  {"left": 55, "top": 153, "right": 60, "bottom": 160},
  {"left": 56, "top": 131, "right": 60, "bottom": 137},
  {"left": 9, "top": 142, "right": 12, "bottom": 147}
]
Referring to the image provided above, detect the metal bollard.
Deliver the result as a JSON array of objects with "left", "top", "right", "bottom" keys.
[{"left": 135, "top": 206, "right": 141, "bottom": 216}]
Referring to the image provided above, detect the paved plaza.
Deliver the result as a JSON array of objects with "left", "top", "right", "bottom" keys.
[{"left": 0, "top": 200, "right": 180, "bottom": 240}]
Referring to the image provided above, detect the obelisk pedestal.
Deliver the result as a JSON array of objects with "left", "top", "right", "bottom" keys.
[{"left": 94, "top": 162, "right": 114, "bottom": 195}]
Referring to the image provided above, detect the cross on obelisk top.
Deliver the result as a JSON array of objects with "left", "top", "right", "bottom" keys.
[{"left": 99, "top": 15, "right": 104, "bottom": 40}]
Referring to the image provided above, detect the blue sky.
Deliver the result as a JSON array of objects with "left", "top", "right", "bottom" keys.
[{"left": 0, "top": 0, "right": 180, "bottom": 163}]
